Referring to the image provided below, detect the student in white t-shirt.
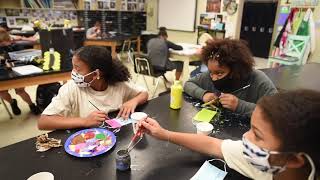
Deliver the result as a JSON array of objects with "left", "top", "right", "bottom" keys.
[
  {"left": 38, "top": 46, "right": 148, "bottom": 130},
  {"left": 138, "top": 90, "right": 319, "bottom": 180}
]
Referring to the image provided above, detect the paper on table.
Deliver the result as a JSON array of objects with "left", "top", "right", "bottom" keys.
[
  {"left": 12, "top": 65, "right": 43, "bottom": 75},
  {"left": 193, "top": 109, "right": 217, "bottom": 123},
  {"left": 105, "top": 118, "right": 133, "bottom": 128}
]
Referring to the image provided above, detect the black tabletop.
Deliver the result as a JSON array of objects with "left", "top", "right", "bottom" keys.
[
  {"left": 260, "top": 63, "right": 320, "bottom": 92},
  {"left": 0, "top": 65, "right": 72, "bottom": 81},
  {"left": 0, "top": 93, "right": 249, "bottom": 180}
]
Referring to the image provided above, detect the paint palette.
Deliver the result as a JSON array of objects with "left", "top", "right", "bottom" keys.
[{"left": 64, "top": 128, "right": 116, "bottom": 157}]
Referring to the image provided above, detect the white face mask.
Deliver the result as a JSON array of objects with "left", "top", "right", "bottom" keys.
[
  {"left": 71, "top": 70, "right": 97, "bottom": 88},
  {"left": 191, "top": 159, "right": 228, "bottom": 180},
  {"left": 242, "top": 136, "right": 316, "bottom": 177}
]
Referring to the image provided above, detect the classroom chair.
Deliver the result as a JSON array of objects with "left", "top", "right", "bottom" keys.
[
  {"left": 133, "top": 53, "right": 169, "bottom": 98},
  {"left": 1, "top": 98, "right": 13, "bottom": 119},
  {"left": 117, "top": 40, "right": 132, "bottom": 62},
  {"left": 268, "top": 35, "right": 310, "bottom": 68}
]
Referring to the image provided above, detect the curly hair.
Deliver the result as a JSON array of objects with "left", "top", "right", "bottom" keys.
[
  {"left": 258, "top": 89, "right": 320, "bottom": 174},
  {"left": 74, "top": 46, "right": 131, "bottom": 85},
  {"left": 201, "top": 38, "right": 255, "bottom": 81}
]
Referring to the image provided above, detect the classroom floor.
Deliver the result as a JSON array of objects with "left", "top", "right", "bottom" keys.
[{"left": 0, "top": 57, "right": 268, "bottom": 148}]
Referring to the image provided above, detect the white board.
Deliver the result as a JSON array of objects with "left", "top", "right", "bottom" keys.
[{"left": 158, "top": 0, "right": 197, "bottom": 32}]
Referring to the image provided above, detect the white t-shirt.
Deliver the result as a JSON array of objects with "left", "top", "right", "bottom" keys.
[
  {"left": 42, "top": 81, "right": 146, "bottom": 118},
  {"left": 221, "top": 140, "right": 316, "bottom": 180}
]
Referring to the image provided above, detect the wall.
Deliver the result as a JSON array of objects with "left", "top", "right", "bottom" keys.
[{"left": 145, "top": 0, "right": 244, "bottom": 44}]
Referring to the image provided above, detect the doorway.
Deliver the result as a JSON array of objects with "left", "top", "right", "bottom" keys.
[{"left": 240, "top": 1, "right": 278, "bottom": 58}]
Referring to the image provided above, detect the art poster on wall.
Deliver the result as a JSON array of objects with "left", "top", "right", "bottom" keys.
[{"left": 206, "top": 0, "right": 221, "bottom": 13}]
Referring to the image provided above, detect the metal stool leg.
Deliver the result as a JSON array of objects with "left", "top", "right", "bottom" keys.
[
  {"left": 1, "top": 98, "right": 13, "bottom": 119},
  {"left": 152, "top": 78, "right": 161, "bottom": 98},
  {"left": 142, "top": 75, "right": 150, "bottom": 91}
]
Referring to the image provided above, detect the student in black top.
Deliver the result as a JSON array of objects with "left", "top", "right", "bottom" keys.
[
  {"left": 0, "top": 28, "right": 41, "bottom": 115},
  {"left": 147, "top": 27, "right": 184, "bottom": 80}
]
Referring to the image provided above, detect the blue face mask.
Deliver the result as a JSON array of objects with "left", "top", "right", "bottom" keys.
[{"left": 191, "top": 159, "right": 228, "bottom": 180}]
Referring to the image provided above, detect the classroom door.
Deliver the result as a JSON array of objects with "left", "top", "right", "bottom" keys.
[{"left": 240, "top": 1, "right": 278, "bottom": 58}]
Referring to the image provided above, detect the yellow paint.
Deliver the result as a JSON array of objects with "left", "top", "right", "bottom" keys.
[{"left": 170, "top": 80, "right": 183, "bottom": 109}]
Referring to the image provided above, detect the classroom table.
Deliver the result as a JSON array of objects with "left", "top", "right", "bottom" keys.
[
  {"left": 169, "top": 43, "right": 202, "bottom": 83},
  {"left": 84, "top": 35, "right": 141, "bottom": 59},
  {"left": 0, "top": 67, "right": 71, "bottom": 91},
  {"left": 0, "top": 93, "right": 249, "bottom": 180},
  {"left": 260, "top": 63, "right": 320, "bottom": 92}
]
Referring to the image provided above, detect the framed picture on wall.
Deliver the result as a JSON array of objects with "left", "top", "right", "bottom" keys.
[{"left": 206, "top": 0, "right": 221, "bottom": 13}]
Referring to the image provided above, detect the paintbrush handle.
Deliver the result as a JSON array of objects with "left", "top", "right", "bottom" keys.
[{"left": 231, "top": 84, "right": 251, "bottom": 94}]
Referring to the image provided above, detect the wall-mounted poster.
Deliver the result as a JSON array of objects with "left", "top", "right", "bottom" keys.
[
  {"left": 121, "top": 0, "right": 145, "bottom": 11},
  {"left": 206, "top": 0, "right": 221, "bottom": 13}
]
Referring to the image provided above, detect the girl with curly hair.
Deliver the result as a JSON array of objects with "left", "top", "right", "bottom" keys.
[
  {"left": 38, "top": 46, "right": 148, "bottom": 130},
  {"left": 184, "top": 39, "right": 277, "bottom": 116}
]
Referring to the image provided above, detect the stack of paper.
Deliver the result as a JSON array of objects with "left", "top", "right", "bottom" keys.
[{"left": 12, "top": 65, "right": 43, "bottom": 75}]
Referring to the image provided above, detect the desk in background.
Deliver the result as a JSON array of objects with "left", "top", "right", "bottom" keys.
[
  {"left": 170, "top": 43, "right": 202, "bottom": 83},
  {"left": 0, "top": 93, "right": 249, "bottom": 180},
  {"left": 84, "top": 35, "right": 141, "bottom": 59},
  {"left": 0, "top": 67, "right": 71, "bottom": 91},
  {"left": 260, "top": 63, "right": 320, "bottom": 92}
]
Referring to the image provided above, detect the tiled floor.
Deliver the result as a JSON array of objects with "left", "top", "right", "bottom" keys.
[{"left": 0, "top": 57, "right": 268, "bottom": 148}]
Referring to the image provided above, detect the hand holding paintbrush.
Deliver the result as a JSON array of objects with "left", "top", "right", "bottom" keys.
[
  {"left": 126, "top": 116, "right": 148, "bottom": 152},
  {"left": 202, "top": 85, "right": 251, "bottom": 111}
]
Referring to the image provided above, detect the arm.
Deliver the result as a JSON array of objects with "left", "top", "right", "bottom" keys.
[
  {"left": 118, "top": 84, "right": 149, "bottom": 119},
  {"left": 166, "top": 40, "right": 183, "bottom": 50},
  {"left": 86, "top": 28, "right": 98, "bottom": 39},
  {"left": 236, "top": 74, "right": 278, "bottom": 114},
  {"left": 38, "top": 110, "right": 108, "bottom": 130},
  {"left": 38, "top": 82, "right": 107, "bottom": 130},
  {"left": 184, "top": 73, "right": 209, "bottom": 100},
  {"left": 86, "top": 33, "right": 98, "bottom": 39},
  {"left": 235, "top": 100, "right": 256, "bottom": 115},
  {"left": 140, "top": 118, "right": 223, "bottom": 158},
  {"left": 38, "top": 115, "right": 86, "bottom": 130}
]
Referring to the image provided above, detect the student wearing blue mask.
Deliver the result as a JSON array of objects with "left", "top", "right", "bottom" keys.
[
  {"left": 38, "top": 46, "right": 148, "bottom": 130},
  {"left": 184, "top": 39, "right": 277, "bottom": 116},
  {"left": 139, "top": 89, "right": 319, "bottom": 180}
]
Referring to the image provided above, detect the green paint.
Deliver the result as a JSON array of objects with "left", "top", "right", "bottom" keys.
[{"left": 96, "top": 134, "right": 106, "bottom": 140}]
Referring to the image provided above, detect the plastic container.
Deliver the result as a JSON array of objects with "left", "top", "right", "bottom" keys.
[
  {"left": 116, "top": 149, "right": 131, "bottom": 171},
  {"left": 170, "top": 80, "right": 183, "bottom": 109}
]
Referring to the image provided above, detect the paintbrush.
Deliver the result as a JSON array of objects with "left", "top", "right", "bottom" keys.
[
  {"left": 230, "top": 84, "right": 251, "bottom": 94},
  {"left": 88, "top": 100, "right": 101, "bottom": 111},
  {"left": 88, "top": 100, "right": 109, "bottom": 127}
]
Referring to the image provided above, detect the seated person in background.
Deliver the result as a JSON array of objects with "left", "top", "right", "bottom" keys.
[
  {"left": 139, "top": 89, "right": 319, "bottom": 180},
  {"left": 86, "top": 20, "right": 102, "bottom": 39},
  {"left": 0, "top": 29, "right": 41, "bottom": 115},
  {"left": 184, "top": 39, "right": 277, "bottom": 116},
  {"left": 0, "top": 23, "right": 39, "bottom": 43},
  {"left": 147, "top": 27, "right": 183, "bottom": 80},
  {"left": 38, "top": 46, "right": 148, "bottom": 130}
]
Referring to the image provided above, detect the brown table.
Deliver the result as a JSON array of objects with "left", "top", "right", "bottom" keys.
[
  {"left": 84, "top": 35, "right": 141, "bottom": 59},
  {"left": 260, "top": 63, "right": 320, "bottom": 92}
]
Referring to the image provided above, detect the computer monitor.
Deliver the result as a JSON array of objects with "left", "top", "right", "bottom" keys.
[{"left": 39, "top": 28, "right": 74, "bottom": 70}]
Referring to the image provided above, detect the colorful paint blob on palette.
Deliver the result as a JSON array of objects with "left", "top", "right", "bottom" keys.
[{"left": 68, "top": 130, "right": 113, "bottom": 156}]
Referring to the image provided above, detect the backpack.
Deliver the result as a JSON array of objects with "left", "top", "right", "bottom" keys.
[{"left": 36, "top": 82, "right": 61, "bottom": 111}]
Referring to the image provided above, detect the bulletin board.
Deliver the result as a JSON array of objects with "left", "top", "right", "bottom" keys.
[{"left": 158, "top": 0, "right": 197, "bottom": 32}]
